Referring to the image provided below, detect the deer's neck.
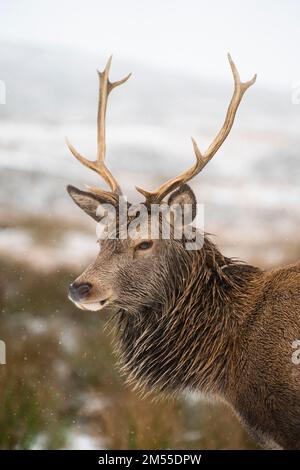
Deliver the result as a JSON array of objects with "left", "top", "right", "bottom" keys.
[{"left": 114, "top": 237, "right": 262, "bottom": 398}]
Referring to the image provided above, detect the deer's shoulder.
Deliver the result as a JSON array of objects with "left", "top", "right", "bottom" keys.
[
  {"left": 264, "top": 262, "right": 300, "bottom": 293},
  {"left": 250, "top": 262, "right": 300, "bottom": 328}
]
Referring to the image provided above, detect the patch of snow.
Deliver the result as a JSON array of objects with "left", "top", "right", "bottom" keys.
[{"left": 64, "top": 430, "right": 105, "bottom": 450}]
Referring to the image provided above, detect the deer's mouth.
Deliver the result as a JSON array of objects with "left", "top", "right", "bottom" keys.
[{"left": 74, "top": 298, "right": 111, "bottom": 311}]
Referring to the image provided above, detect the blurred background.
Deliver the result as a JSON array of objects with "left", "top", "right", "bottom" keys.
[{"left": 0, "top": 0, "right": 299, "bottom": 449}]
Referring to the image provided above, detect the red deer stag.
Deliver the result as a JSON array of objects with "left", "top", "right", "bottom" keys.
[{"left": 66, "top": 55, "right": 300, "bottom": 449}]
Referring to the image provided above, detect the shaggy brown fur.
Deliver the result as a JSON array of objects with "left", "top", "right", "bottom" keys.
[{"left": 113, "top": 236, "right": 300, "bottom": 450}]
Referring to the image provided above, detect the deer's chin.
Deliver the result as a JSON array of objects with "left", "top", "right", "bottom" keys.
[{"left": 74, "top": 299, "right": 110, "bottom": 311}]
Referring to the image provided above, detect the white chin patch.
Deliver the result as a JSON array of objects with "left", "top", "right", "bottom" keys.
[{"left": 75, "top": 301, "right": 105, "bottom": 312}]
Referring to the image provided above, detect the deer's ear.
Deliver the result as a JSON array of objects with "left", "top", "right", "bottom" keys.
[
  {"left": 167, "top": 184, "right": 197, "bottom": 222},
  {"left": 67, "top": 185, "right": 116, "bottom": 221}
]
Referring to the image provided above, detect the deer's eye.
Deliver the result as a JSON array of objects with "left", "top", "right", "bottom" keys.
[{"left": 135, "top": 240, "right": 153, "bottom": 251}]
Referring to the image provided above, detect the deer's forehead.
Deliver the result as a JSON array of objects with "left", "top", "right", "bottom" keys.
[
  {"left": 97, "top": 211, "right": 166, "bottom": 238},
  {"left": 97, "top": 234, "right": 165, "bottom": 253}
]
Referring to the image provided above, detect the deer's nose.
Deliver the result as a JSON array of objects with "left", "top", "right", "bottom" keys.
[{"left": 68, "top": 282, "right": 92, "bottom": 302}]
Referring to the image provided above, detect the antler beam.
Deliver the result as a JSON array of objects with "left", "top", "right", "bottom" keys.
[
  {"left": 136, "top": 54, "right": 256, "bottom": 203},
  {"left": 66, "top": 56, "right": 131, "bottom": 195}
]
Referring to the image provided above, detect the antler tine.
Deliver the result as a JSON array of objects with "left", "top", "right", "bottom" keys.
[
  {"left": 201, "top": 53, "right": 256, "bottom": 163},
  {"left": 136, "top": 54, "right": 256, "bottom": 203},
  {"left": 66, "top": 56, "right": 131, "bottom": 195}
]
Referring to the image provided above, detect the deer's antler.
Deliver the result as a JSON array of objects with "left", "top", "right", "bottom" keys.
[
  {"left": 136, "top": 54, "right": 256, "bottom": 203},
  {"left": 66, "top": 56, "right": 131, "bottom": 195}
]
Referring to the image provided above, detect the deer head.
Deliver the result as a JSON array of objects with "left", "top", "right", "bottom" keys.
[{"left": 67, "top": 55, "right": 256, "bottom": 313}]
